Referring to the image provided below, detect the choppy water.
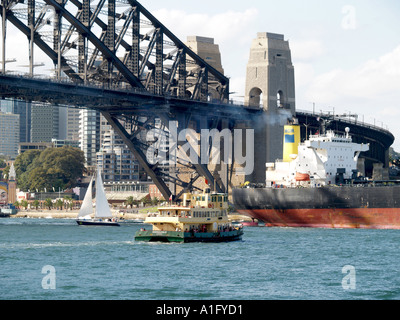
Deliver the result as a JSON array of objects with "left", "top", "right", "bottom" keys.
[{"left": 1, "top": 218, "right": 400, "bottom": 300}]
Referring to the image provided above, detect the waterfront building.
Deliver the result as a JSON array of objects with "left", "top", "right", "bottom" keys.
[
  {"left": 103, "top": 181, "right": 152, "bottom": 204},
  {"left": 0, "top": 112, "right": 20, "bottom": 159},
  {"left": 51, "top": 138, "right": 80, "bottom": 149},
  {"left": 18, "top": 140, "right": 79, "bottom": 155},
  {"left": 18, "top": 142, "right": 53, "bottom": 154}
]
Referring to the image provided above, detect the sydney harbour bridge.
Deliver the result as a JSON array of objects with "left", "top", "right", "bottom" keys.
[{"left": 0, "top": 0, "right": 394, "bottom": 200}]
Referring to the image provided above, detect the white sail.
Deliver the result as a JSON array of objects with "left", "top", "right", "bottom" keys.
[
  {"left": 95, "top": 169, "right": 112, "bottom": 218},
  {"left": 78, "top": 177, "right": 94, "bottom": 218}
]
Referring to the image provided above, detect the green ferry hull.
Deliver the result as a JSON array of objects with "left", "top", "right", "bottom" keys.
[{"left": 135, "top": 230, "right": 243, "bottom": 243}]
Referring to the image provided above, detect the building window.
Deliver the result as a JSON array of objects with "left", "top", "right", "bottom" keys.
[{"left": 277, "top": 90, "right": 284, "bottom": 108}]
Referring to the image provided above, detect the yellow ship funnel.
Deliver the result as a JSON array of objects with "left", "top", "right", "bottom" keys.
[{"left": 283, "top": 125, "right": 300, "bottom": 162}]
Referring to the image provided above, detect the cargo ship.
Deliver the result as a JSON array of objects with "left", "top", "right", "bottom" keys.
[
  {"left": 135, "top": 190, "right": 243, "bottom": 243},
  {"left": 233, "top": 124, "right": 400, "bottom": 229}
]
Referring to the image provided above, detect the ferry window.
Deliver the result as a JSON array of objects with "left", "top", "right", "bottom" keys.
[
  {"left": 218, "top": 196, "right": 222, "bottom": 202},
  {"left": 202, "top": 196, "right": 205, "bottom": 201}
]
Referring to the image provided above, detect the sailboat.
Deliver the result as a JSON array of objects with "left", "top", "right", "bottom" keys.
[{"left": 76, "top": 169, "right": 120, "bottom": 226}]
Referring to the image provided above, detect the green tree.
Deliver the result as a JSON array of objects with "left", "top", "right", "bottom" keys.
[
  {"left": 151, "top": 197, "right": 159, "bottom": 206},
  {"left": 2, "top": 165, "right": 10, "bottom": 180},
  {"left": 32, "top": 200, "right": 40, "bottom": 210},
  {"left": 126, "top": 196, "right": 135, "bottom": 208},
  {"left": 14, "top": 147, "right": 85, "bottom": 192},
  {"left": 141, "top": 195, "right": 151, "bottom": 206},
  {"left": 55, "top": 199, "right": 63, "bottom": 210},
  {"left": 14, "top": 150, "right": 41, "bottom": 177},
  {"left": 44, "top": 198, "right": 53, "bottom": 210},
  {"left": 28, "top": 167, "right": 48, "bottom": 191},
  {"left": 63, "top": 196, "right": 74, "bottom": 210},
  {"left": 0, "top": 158, "right": 6, "bottom": 180},
  {"left": 20, "top": 200, "right": 28, "bottom": 210}
]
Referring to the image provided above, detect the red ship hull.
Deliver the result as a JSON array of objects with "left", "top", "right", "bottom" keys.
[{"left": 237, "top": 208, "right": 400, "bottom": 229}]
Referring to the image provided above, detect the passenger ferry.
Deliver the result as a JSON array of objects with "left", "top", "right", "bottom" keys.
[{"left": 135, "top": 189, "right": 244, "bottom": 243}]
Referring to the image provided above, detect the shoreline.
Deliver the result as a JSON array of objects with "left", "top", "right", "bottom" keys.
[
  {"left": 11, "top": 210, "right": 147, "bottom": 220},
  {"left": 10, "top": 210, "right": 250, "bottom": 222}
]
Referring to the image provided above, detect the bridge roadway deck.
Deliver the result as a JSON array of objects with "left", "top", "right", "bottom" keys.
[
  {"left": 0, "top": 73, "right": 393, "bottom": 174},
  {"left": 0, "top": 74, "right": 259, "bottom": 118}
]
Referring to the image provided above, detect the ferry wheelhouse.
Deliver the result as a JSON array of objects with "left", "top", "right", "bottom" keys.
[{"left": 135, "top": 190, "right": 243, "bottom": 243}]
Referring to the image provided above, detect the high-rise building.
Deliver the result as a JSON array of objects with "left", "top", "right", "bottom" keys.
[
  {"left": 0, "top": 112, "right": 20, "bottom": 159},
  {"left": 31, "top": 103, "right": 59, "bottom": 143},
  {"left": 66, "top": 107, "right": 81, "bottom": 142},
  {"left": 0, "top": 98, "right": 31, "bottom": 143},
  {"left": 80, "top": 109, "right": 101, "bottom": 168},
  {"left": 97, "top": 122, "right": 139, "bottom": 182}
]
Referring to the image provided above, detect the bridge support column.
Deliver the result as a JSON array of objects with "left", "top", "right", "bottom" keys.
[{"left": 244, "top": 32, "right": 296, "bottom": 183}]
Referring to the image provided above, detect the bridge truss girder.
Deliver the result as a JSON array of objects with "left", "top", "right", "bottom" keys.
[
  {"left": 0, "top": 73, "right": 252, "bottom": 199},
  {"left": 0, "top": 0, "right": 237, "bottom": 199},
  {"left": 0, "top": 0, "right": 229, "bottom": 102}
]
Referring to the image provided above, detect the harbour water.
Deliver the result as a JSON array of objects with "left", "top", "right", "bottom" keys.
[{"left": 1, "top": 218, "right": 400, "bottom": 300}]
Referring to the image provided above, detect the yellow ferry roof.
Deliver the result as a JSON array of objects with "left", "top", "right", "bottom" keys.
[{"left": 159, "top": 207, "right": 191, "bottom": 211}]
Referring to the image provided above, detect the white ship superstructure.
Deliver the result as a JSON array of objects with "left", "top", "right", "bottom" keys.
[{"left": 266, "top": 128, "right": 370, "bottom": 187}]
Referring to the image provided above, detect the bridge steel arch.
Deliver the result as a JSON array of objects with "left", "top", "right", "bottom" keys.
[
  {"left": 0, "top": 0, "right": 245, "bottom": 200},
  {"left": 0, "top": 0, "right": 395, "bottom": 199}
]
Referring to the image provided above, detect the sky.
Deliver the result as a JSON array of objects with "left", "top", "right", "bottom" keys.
[{"left": 2, "top": 0, "right": 400, "bottom": 149}]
